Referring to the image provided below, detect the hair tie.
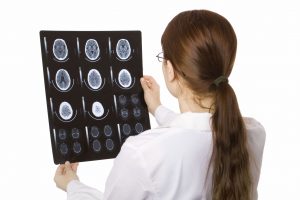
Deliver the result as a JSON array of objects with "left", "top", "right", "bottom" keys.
[{"left": 213, "top": 75, "right": 228, "bottom": 87}]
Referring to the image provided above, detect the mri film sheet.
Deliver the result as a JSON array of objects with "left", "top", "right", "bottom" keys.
[{"left": 40, "top": 31, "right": 151, "bottom": 164}]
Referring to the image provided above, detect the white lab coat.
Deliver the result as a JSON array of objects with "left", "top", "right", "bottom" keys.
[{"left": 67, "top": 105, "right": 266, "bottom": 200}]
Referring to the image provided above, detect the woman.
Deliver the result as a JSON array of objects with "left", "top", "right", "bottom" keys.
[{"left": 54, "top": 10, "right": 265, "bottom": 200}]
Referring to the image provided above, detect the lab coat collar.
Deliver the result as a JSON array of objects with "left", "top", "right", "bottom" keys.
[{"left": 168, "top": 112, "right": 212, "bottom": 131}]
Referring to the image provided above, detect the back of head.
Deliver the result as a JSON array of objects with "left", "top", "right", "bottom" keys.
[{"left": 161, "top": 10, "right": 252, "bottom": 200}]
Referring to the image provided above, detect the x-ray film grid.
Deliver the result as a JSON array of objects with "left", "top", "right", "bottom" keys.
[{"left": 40, "top": 31, "right": 151, "bottom": 164}]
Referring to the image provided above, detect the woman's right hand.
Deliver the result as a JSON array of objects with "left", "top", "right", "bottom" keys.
[{"left": 140, "top": 75, "right": 161, "bottom": 116}]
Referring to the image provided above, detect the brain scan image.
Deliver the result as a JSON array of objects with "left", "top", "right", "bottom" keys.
[
  {"left": 104, "top": 125, "right": 112, "bottom": 137},
  {"left": 53, "top": 39, "right": 68, "bottom": 61},
  {"left": 135, "top": 123, "right": 144, "bottom": 133},
  {"left": 91, "top": 126, "right": 100, "bottom": 138},
  {"left": 40, "top": 31, "right": 150, "bottom": 163},
  {"left": 92, "top": 101, "right": 104, "bottom": 117},
  {"left": 122, "top": 123, "right": 131, "bottom": 136},
  {"left": 118, "top": 95, "right": 127, "bottom": 106},
  {"left": 131, "top": 94, "right": 139, "bottom": 105},
  {"left": 116, "top": 39, "right": 131, "bottom": 60},
  {"left": 133, "top": 107, "right": 141, "bottom": 118},
  {"left": 120, "top": 108, "right": 129, "bottom": 119},
  {"left": 105, "top": 139, "right": 114, "bottom": 151},
  {"left": 59, "top": 101, "right": 73, "bottom": 120},
  {"left": 118, "top": 69, "right": 132, "bottom": 88},
  {"left": 88, "top": 69, "right": 102, "bottom": 90},
  {"left": 85, "top": 39, "right": 100, "bottom": 61},
  {"left": 71, "top": 128, "right": 80, "bottom": 139},
  {"left": 73, "top": 142, "right": 82, "bottom": 154},
  {"left": 55, "top": 69, "right": 71, "bottom": 91},
  {"left": 58, "top": 129, "right": 67, "bottom": 140},
  {"left": 59, "top": 143, "right": 68, "bottom": 155},
  {"left": 92, "top": 140, "right": 101, "bottom": 152}
]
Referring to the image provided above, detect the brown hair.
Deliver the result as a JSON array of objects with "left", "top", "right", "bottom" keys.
[{"left": 161, "top": 10, "right": 251, "bottom": 200}]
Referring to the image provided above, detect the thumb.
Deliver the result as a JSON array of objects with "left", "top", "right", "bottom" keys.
[{"left": 55, "top": 164, "right": 64, "bottom": 176}]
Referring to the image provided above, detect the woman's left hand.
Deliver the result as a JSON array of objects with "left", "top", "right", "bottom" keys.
[{"left": 54, "top": 161, "right": 79, "bottom": 191}]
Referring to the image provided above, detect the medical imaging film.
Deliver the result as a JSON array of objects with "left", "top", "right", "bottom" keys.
[{"left": 40, "top": 31, "right": 151, "bottom": 164}]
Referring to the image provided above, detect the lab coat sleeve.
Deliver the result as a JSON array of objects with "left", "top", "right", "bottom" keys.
[
  {"left": 102, "top": 143, "right": 154, "bottom": 199},
  {"left": 66, "top": 144, "right": 154, "bottom": 200},
  {"left": 154, "top": 105, "right": 178, "bottom": 126},
  {"left": 67, "top": 180, "right": 104, "bottom": 200}
]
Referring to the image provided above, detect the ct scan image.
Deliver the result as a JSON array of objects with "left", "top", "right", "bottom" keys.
[
  {"left": 116, "top": 39, "right": 131, "bottom": 60},
  {"left": 53, "top": 39, "right": 68, "bottom": 61},
  {"left": 40, "top": 31, "right": 150, "bottom": 164}
]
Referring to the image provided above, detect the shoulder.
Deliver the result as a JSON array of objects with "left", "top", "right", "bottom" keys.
[
  {"left": 123, "top": 127, "right": 175, "bottom": 151},
  {"left": 244, "top": 117, "right": 265, "bottom": 135},
  {"left": 121, "top": 126, "right": 212, "bottom": 164},
  {"left": 114, "top": 128, "right": 174, "bottom": 173},
  {"left": 243, "top": 117, "right": 266, "bottom": 147},
  {"left": 244, "top": 117, "right": 264, "bottom": 130}
]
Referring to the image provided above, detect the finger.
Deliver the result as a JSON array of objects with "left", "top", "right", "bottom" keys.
[
  {"left": 64, "top": 161, "right": 73, "bottom": 172},
  {"left": 142, "top": 75, "right": 153, "bottom": 80},
  {"left": 71, "top": 162, "right": 79, "bottom": 172},
  {"left": 143, "top": 75, "right": 156, "bottom": 82},
  {"left": 142, "top": 75, "right": 154, "bottom": 84},
  {"left": 144, "top": 76, "right": 159, "bottom": 88},
  {"left": 55, "top": 164, "right": 65, "bottom": 176},
  {"left": 140, "top": 77, "right": 150, "bottom": 91}
]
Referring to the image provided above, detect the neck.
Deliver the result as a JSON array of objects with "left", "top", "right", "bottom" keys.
[{"left": 177, "top": 93, "right": 214, "bottom": 113}]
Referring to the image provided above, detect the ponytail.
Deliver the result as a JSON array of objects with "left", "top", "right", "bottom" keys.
[{"left": 211, "top": 82, "right": 251, "bottom": 200}]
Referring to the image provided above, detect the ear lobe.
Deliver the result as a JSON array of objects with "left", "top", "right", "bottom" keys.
[{"left": 166, "top": 60, "right": 175, "bottom": 81}]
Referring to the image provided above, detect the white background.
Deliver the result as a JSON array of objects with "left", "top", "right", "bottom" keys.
[{"left": 0, "top": 0, "right": 299, "bottom": 199}]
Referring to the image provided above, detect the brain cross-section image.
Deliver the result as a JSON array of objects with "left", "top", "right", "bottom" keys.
[
  {"left": 59, "top": 102, "right": 73, "bottom": 120},
  {"left": 104, "top": 125, "right": 112, "bottom": 137},
  {"left": 135, "top": 123, "right": 143, "bottom": 133},
  {"left": 118, "top": 69, "right": 132, "bottom": 88},
  {"left": 92, "top": 101, "right": 104, "bottom": 117},
  {"left": 40, "top": 31, "right": 150, "bottom": 164},
  {"left": 85, "top": 39, "right": 100, "bottom": 61},
  {"left": 122, "top": 123, "right": 131, "bottom": 136},
  {"left": 55, "top": 69, "right": 71, "bottom": 91},
  {"left": 88, "top": 69, "right": 102, "bottom": 90},
  {"left": 106, "top": 139, "right": 114, "bottom": 151},
  {"left": 53, "top": 39, "right": 68, "bottom": 61},
  {"left": 116, "top": 39, "right": 131, "bottom": 60},
  {"left": 92, "top": 140, "right": 101, "bottom": 152}
]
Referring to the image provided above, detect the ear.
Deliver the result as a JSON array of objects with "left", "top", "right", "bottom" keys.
[{"left": 165, "top": 60, "right": 176, "bottom": 82}]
